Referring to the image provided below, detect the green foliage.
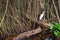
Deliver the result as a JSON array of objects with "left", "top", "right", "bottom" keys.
[
  {"left": 50, "top": 21, "right": 60, "bottom": 36},
  {"left": 54, "top": 30, "right": 60, "bottom": 36},
  {"left": 50, "top": 24, "right": 56, "bottom": 31}
]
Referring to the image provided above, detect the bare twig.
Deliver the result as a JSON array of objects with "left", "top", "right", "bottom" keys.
[
  {"left": 0, "top": 0, "right": 8, "bottom": 27},
  {"left": 52, "top": 0, "right": 60, "bottom": 23}
]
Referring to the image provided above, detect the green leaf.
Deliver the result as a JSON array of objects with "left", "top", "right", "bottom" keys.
[
  {"left": 50, "top": 25, "right": 56, "bottom": 31},
  {"left": 54, "top": 30, "right": 60, "bottom": 36}
]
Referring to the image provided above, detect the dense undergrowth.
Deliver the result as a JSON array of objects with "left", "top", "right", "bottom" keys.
[{"left": 0, "top": 0, "right": 60, "bottom": 40}]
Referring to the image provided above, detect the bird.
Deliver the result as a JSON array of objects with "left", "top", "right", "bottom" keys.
[{"left": 39, "top": 11, "right": 45, "bottom": 20}]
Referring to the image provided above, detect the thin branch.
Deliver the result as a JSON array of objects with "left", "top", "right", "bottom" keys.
[
  {"left": 0, "top": 0, "right": 8, "bottom": 27},
  {"left": 52, "top": 0, "right": 60, "bottom": 23}
]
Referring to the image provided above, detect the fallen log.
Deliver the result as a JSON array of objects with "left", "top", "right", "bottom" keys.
[{"left": 13, "top": 27, "right": 42, "bottom": 40}]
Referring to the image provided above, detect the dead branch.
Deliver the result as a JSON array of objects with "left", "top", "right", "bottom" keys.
[{"left": 13, "top": 27, "right": 42, "bottom": 40}]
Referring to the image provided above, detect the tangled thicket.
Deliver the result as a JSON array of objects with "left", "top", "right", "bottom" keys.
[{"left": 0, "top": 0, "right": 60, "bottom": 40}]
